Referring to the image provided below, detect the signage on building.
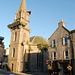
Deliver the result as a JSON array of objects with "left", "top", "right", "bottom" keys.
[{"left": 17, "top": 62, "right": 19, "bottom": 65}]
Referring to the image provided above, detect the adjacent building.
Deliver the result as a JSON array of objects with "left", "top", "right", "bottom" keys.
[
  {"left": 0, "top": 36, "right": 6, "bottom": 68},
  {"left": 48, "top": 20, "right": 75, "bottom": 75}
]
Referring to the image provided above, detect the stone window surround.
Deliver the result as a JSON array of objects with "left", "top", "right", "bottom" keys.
[
  {"left": 52, "top": 40, "right": 56, "bottom": 48},
  {"left": 52, "top": 52, "right": 56, "bottom": 60},
  {"left": 63, "top": 50, "right": 69, "bottom": 59},
  {"left": 62, "top": 37, "right": 68, "bottom": 45},
  {"left": 13, "top": 31, "right": 17, "bottom": 42}
]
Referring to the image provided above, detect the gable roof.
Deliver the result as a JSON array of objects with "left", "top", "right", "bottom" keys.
[
  {"left": 48, "top": 28, "right": 59, "bottom": 40},
  {"left": 62, "top": 26, "right": 71, "bottom": 33},
  {"left": 30, "top": 36, "right": 48, "bottom": 45},
  {"left": 48, "top": 26, "right": 71, "bottom": 40}
]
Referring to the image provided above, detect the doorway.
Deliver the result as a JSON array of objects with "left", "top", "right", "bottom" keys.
[{"left": 60, "top": 63, "right": 68, "bottom": 75}]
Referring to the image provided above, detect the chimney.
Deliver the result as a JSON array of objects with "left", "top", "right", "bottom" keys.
[{"left": 58, "top": 20, "right": 65, "bottom": 27}]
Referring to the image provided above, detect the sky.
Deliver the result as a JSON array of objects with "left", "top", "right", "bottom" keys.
[{"left": 0, "top": 0, "right": 75, "bottom": 50}]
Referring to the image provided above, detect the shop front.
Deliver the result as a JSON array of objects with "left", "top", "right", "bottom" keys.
[{"left": 49, "top": 60, "right": 72, "bottom": 75}]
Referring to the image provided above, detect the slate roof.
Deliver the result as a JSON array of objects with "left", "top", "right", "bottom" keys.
[{"left": 30, "top": 36, "right": 48, "bottom": 45}]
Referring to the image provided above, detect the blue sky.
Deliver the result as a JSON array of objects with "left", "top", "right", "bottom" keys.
[{"left": 0, "top": 0, "right": 75, "bottom": 49}]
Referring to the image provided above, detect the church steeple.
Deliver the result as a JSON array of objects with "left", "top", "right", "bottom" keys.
[
  {"left": 8, "top": 0, "right": 31, "bottom": 29},
  {"left": 7, "top": 0, "right": 31, "bottom": 72},
  {"left": 19, "top": 0, "right": 27, "bottom": 12}
]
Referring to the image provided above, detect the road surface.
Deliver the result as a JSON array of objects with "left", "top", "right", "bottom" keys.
[{"left": 0, "top": 69, "right": 49, "bottom": 75}]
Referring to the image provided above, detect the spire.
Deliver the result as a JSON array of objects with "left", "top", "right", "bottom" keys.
[{"left": 19, "top": 0, "right": 27, "bottom": 12}]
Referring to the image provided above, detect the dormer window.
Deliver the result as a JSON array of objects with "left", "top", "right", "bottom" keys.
[
  {"left": 62, "top": 37, "right": 67, "bottom": 45},
  {"left": 52, "top": 40, "right": 56, "bottom": 47}
]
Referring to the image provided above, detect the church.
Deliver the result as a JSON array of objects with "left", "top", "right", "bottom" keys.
[{"left": 8, "top": 0, "right": 49, "bottom": 72}]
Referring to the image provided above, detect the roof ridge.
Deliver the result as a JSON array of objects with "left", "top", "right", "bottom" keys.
[{"left": 31, "top": 36, "right": 36, "bottom": 43}]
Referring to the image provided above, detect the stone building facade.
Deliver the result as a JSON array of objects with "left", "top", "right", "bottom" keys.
[
  {"left": 48, "top": 20, "right": 75, "bottom": 75},
  {"left": 8, "top": 0, "right": 48, "bottom": 72},
  {"left": 70, "top": 30, "right": 75, "bottom": 75}
]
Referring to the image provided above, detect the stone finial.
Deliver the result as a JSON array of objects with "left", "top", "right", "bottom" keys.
[{"left": 60, "top": 20, "right": 63, "bottom": 23}]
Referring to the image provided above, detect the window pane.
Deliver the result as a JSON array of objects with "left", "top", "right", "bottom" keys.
[
  {"left": 65, "top": 37, "right": 67, "bottom": 44},
  {"left": 54, "top": 52, "right": 56, "bottom": 59},
  {"left": 65, "top": 51, "right": 69, "bottom": 59},
  {"left": 13, "top": 48, "right": 15, "bottom": 57}
]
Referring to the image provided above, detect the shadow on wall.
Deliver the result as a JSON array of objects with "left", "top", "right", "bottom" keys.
[{"left": 23, "top": 50, "right": 49, "bottom": 72}]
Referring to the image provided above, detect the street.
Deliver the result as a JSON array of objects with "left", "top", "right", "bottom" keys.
[{"left": 0, "top": 69, "right": 49, "bottom": 75}]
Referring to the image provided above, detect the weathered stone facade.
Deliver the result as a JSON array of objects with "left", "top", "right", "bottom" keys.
[
  {"left": 8, "top": 0, "right": 48, "bottom": 72},
  {"left": 48, "top": 20, "right": 75, "bottom": 75},
  {"left": 8, "top": 0, "right": 31, "bottom": 72}
]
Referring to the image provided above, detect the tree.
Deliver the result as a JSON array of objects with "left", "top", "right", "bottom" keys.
[
  {"left": 37, "top": 43, "right": 44, "bottom": 50},
  {"left": 37, "top": 43, "right": 48, "bottom": 51}
]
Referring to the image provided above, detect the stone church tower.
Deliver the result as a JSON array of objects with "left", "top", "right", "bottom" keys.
[{"left": 8, "top": 0, "right": 31, "bottom": 72}]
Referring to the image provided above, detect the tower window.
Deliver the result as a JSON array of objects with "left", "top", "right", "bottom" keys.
[
  {"left": 12, "top": 48, "right": 15, "bottom": 57},
  {"left": 15, "top": 32, "right": 17, "bottom": 41},
  {"left": 12, "top": 64, "right": 13, "bottom": 71},
  {"left": 13, "top": 32, "right": 17, "bottom": 41}
]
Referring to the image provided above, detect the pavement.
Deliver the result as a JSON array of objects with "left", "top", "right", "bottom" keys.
[{"left": 0, "top": 69, "right": 49, "bottom": 75}]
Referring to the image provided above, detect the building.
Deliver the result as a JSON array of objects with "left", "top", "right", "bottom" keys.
[
  {"left": 48, "top": 20, "right": 75, "bottom": 75},
  {"left": 0, "top": 36, "right": 6, "bottom": 68},
  {"left": 8, "top": 0, "right": 48, "bottom": 72},
  {"left": 28, "top": 36, "right": 49, "bottom": 71},
  {"left": 70, "top": 30, "right": 75, "bottom": 75},
  {"left": 2, "top": 48, "right": 8, "bottom": 70}
]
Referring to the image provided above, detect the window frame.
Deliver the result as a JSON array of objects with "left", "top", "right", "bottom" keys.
[
  {"left": 62, "top": 37, "right": 67, "bottom": 45},
  {"left": 53, "top": 52, "right": 56, "bottom": 60},
  {"left": 63, "top": 50, "right": 69, "bottom": 59},
  {"left": 65, "top": 50, "right": 69, "bottom": 59},
  {"left": 52, "top": 40, "right": 56, "bottom": 47},
  {"left": 12, "top": 48, "right": 15, "bottom": 57}
]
